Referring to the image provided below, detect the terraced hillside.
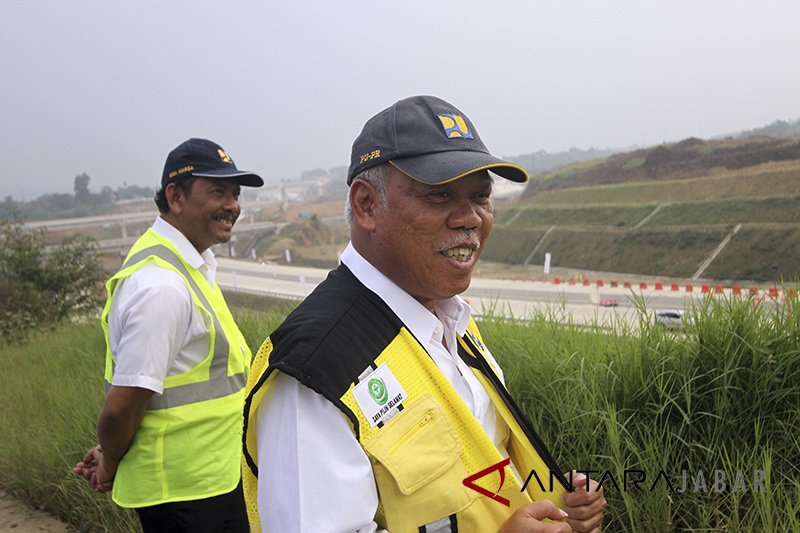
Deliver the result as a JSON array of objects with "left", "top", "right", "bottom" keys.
[{"left": 485, "top": 137, "right": 800, "bottom": 282}]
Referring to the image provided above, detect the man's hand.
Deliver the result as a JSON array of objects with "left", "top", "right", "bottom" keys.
[
  {"left": 72, "top": 445, "right": 101, "bottom": 481},
  {"left": 74, "top": 386, "right": 153, "bottom": 494},
  {"left": 72, "top": 444, "right": 114, "bottom": 492},
  {"left": 497, "top": 500, "right": 572, "bottom": 533},
  {"left": 91, "top": 449, "right": 116, "bottom": 493},
  {"left": 561, "top": 472, "right": 607, "bottom": 533}
]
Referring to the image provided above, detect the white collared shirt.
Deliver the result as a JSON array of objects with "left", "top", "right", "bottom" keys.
[
  {"left": 255, "top": 243, "right": 509, "bottom": 532},
  {"left": 108, "top": 216, "right": 218, "bottom": 393}
]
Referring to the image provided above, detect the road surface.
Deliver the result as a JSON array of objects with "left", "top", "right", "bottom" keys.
[{"left": 215, "top": 258, "right": 701, "bottom": 329}]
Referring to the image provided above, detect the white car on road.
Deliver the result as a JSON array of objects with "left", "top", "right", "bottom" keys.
[{"left": 654, "top": 310, "right": 690, "bottom": 330}]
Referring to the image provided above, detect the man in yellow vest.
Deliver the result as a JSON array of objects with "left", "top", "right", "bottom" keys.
[
  {"left": 242, "top": 96, "right": 607, "bottom": 532},
  {"left": 73, "top": 138, "right": 262, "bottom": 532}
]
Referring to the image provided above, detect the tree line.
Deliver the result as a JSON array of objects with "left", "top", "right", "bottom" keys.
[{"left": 1, "top": 173, "right": 154, "bottom": 222}]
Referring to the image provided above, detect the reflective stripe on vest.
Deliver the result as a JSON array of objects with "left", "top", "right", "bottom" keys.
[{"left": 113, "top": 244, "right": 245, "bottom": 410}]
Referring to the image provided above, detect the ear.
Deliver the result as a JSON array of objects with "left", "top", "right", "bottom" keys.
[
  {"left": 165, "top": 183, "right": 185, "bottom": 215},
  {"left": 349, "top": 180, "right": 380, "bottom": 232}
]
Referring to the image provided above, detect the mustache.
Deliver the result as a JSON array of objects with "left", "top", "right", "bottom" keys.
[
  {"left": 436, "top": 231, "right": 481, "bottom": 252},
  {"left": 212, "top": 210, "right": 238, "bottom": 222}
]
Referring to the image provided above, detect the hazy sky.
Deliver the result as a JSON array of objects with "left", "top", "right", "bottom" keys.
[{"left": 2, "top": 1, "right": 799, "bottom": 200}]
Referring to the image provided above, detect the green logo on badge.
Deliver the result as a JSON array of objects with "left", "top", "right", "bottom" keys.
[{"left": 368, "top": 378, "right": 388, "bottom": 405}]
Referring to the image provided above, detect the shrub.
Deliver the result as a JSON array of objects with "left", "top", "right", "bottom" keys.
[{"left": 0, "top": 220, "right": 106, "bottom": 345}]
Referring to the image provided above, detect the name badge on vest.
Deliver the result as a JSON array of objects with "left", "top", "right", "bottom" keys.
[{"left": 353, "top": 363, "right": 408, "bottom": 428}]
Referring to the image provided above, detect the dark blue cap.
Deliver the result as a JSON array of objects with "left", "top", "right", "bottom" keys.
[
  {"left": 347, "top": 95, "right": 528, "bottom": 185},
  {"left": 162, "top": 138, "right": 263, "bottom": 189}
]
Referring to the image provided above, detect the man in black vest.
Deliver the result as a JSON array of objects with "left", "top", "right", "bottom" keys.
[{"left": 243, "top": 96, "right": 606, "bottom": 532}]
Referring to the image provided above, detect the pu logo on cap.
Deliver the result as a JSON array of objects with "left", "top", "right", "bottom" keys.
[
  {"left": 218, "top": 149, "right": 232, "bottom": 163},
  {"left": 438, "top": 113, "right": 474, "bottom": 139}
]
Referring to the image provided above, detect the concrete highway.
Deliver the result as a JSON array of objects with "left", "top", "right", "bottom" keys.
[
  {"left": 215, "top": 258, "right": 702, "bottom": 329},
  {"left": 25, "top": 210, "right": 158, "bottom": 230}
]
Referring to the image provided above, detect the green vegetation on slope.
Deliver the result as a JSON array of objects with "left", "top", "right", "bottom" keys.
[
  {"left": 527, "top": 227, "right": 730, "bottom": 277},
  {"left": 646, "top": 196, "right": 800, "bottom": 226},
  {"left": 481, "top": 227, "right": 547, "bottom": 264},
  {"left": 525, "top": 161, "right": 800, "bottom": 207},
  {"left": 498, "top": 144, "right": 800, "bottom": 280},
  {"left": 511, "top": 204, "right": 655, "bottom": 228},
  {"left": 703, "top": 227, "right": 800, "bottom": 282},
  {"left": 490, "top": 212, "right": 800, "bottom": 283}
]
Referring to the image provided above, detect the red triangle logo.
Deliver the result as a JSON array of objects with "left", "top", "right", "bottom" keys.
[{"left": 462, "top": 457, "right": 512, "bottom": 507}]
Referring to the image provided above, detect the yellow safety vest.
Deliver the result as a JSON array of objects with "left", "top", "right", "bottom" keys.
[
  {"left": 242, "top": 264, "right": 566, "bottom": 532},
  {"left": 102, "top": 229, "right": 250, "bottom": 508}
]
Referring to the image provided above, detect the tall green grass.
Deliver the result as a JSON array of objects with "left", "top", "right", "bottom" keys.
[
  {"left": 0, "top": 298, "right": 294, "bottom": 533},
  {"left": 482, "top": 294, "right": 800, "bottom": 531},
  {"left": 0, "top": 321, "right": 139, "bottom": 532},
  {"left": 1, "top": 294, "right": 797, "bottom": 531}
]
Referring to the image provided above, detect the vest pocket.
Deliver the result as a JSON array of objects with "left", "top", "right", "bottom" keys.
[{"left": 365, "top": 393, "right": 474, "bottom": 529}]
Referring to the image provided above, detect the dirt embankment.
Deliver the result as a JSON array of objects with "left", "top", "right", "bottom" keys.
[{"left": 0, "top": 490, "right": 73, "bottom": 532}]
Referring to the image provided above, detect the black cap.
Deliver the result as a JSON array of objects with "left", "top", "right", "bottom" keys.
[
  {"left": 161, "top": 138, "right": 264, "bottom": 189},
  {"left": 347, "top": 95, "right": 528, "bottom": 185}
]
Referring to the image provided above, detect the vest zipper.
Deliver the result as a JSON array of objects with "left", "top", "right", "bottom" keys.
[{"left": 388, "top": 410, "right": 434, "bottom": 455}]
